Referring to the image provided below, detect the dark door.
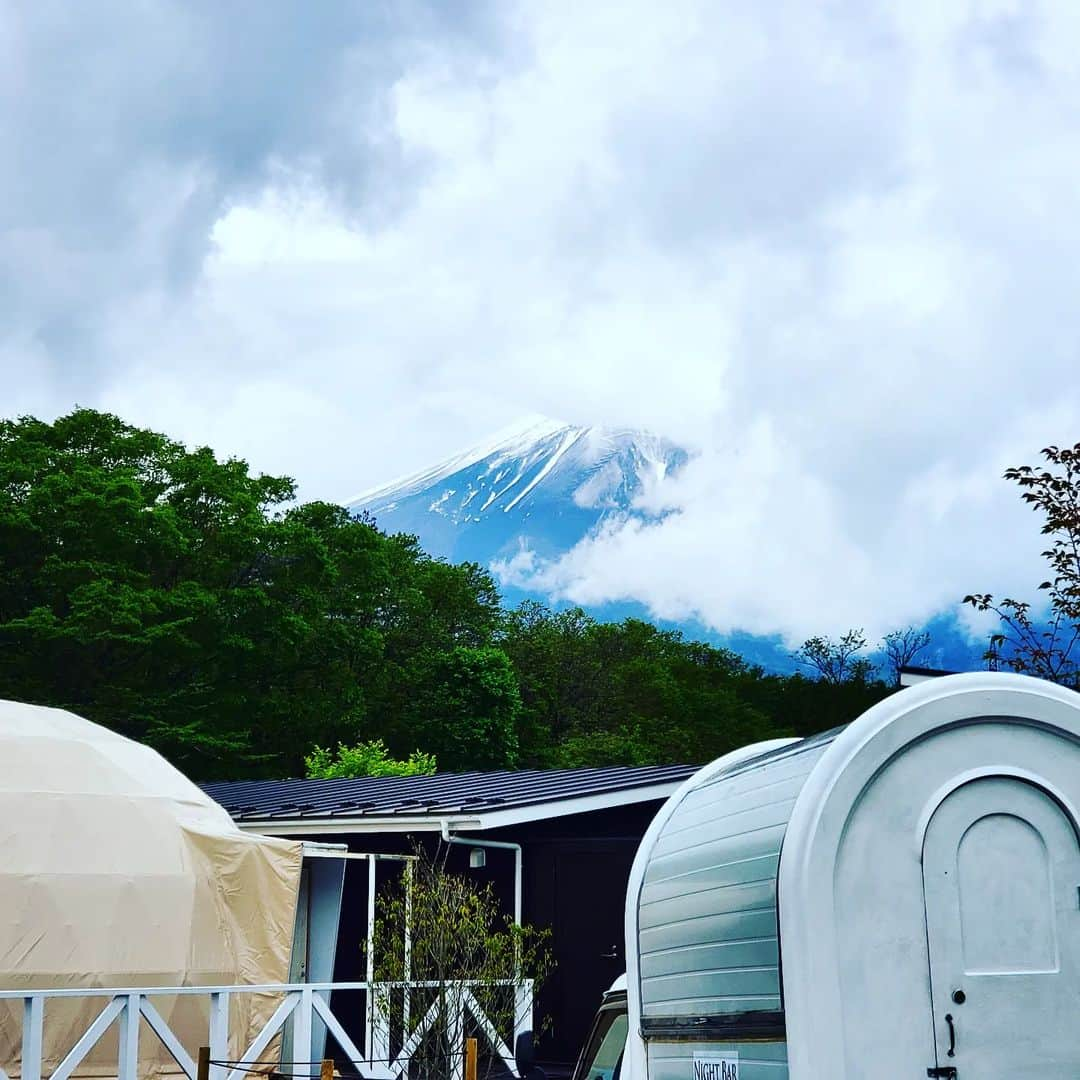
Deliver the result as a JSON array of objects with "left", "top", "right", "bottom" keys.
[{"left": 542, "top": 848, "right": 634, "bottom": 1074}]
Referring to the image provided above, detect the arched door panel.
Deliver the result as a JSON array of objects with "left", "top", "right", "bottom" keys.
[{"left": 923, "top": 778, "right": 1080, "bottom": 1077}]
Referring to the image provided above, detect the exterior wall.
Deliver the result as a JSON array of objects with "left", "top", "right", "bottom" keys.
[
  {"left": 281, "top": 802, "right": 670, "bottom": 1079},
  {"left": 779, "top": 673, "right": 1080, "bottom": 1079},
  {"left": 796, "top": 717, "right": 1080, "bottom": 1078}
]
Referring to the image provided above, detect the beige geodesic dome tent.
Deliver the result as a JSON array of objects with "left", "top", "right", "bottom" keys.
[{"left": 0, "top": 699, "right": 303, "bottom": 1077}]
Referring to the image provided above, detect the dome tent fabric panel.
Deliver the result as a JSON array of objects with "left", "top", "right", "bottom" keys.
[{"left": 0, "top": 700, "right": 303, "bottom": 1078}]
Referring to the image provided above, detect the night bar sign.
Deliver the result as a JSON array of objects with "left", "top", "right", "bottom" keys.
[{"left": 692, "top": 1053, "right": 739, "bottom": 1080}]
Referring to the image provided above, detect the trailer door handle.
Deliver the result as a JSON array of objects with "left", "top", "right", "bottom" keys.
[{"left": 945, "top": 1013, "right": 956, "bottom": 1057}]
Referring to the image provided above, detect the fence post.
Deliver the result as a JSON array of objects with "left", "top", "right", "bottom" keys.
[
  {"left": 320, "top": 1060, "right": 334, "bottom": 1080},
  {"left": 22, "top": 996, "right": 44, "bottom": 1080},
  {"left": 293, "top": 986, "right": 314, "bottom": 1078},
  {"left": 465, "top": 1038, "right": 478, "bottom": 1080},
  {"left": 514, "top": 980, "right": 533, "bottom": 1058},
  {"left": 365, "top": 854, "right": 377, "bottom": 1069},
  {"left": 118, "top": 994, "right": 140, "bottom": 1080},
  {"left": 209, "top": 992, "right": 229, "bottom": 1080},
  {"left": 368, "top": 984, "right": 390, "bottom": 1071},
  {"left": 449, "top": 990, "right": 464, "bottom": 1080},
  {"left": 198, "top": 1047, "right": 211, "bottom": 1080}
]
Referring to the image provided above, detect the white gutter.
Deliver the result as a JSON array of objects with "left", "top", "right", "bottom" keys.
[
  {"left": 237, "top": 816, "right": 484, "bottom": 836},
  {"left": 300, "top": 841, "right": 347, "bottom": 857},
  {"left": 440, "top": 820, "right": 523, "bottom": 927}
]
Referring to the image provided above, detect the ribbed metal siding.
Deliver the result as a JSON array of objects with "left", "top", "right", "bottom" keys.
[
  {"left": 638, "top": 733, "right": 838, "bottom": 1021},
  {"left": 648, "top": 1039, "right": 788, "bottom": 1080}
]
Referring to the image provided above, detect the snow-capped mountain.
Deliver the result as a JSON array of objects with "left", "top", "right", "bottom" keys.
[
  {"left": 347, "top": 417, "right": 690, "bottom": 566},
  {"left": 347, "top": 417, "right": 986, "bottom": 675}
]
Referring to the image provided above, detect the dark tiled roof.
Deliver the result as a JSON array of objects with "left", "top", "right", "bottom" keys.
[{"left": 202, "top": 764, "right": 699, "bottom": 823}]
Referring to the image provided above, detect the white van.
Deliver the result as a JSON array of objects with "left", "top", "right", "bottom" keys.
[
  {"left": 573, "top": 673, "right": 1080, "bottom": 1080},
  {"left": 572, "top": 975, "right": 629, "bottom": 1080}
]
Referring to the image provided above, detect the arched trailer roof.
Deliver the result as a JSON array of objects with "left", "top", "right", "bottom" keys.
[
  {"left": 633, "top": 728, "right": 840, "bottom": 1027},
  {"left": 625, "top": 672, "right": 1080, "bottom": 1080}
]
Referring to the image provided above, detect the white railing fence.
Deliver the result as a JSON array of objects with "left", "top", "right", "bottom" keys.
[{"left": 0, "top": 980, "right": 533, "bottom": 1080}]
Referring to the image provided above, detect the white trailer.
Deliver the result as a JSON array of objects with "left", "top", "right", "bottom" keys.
[{"left": 567, "top": 672, "right": 1080, "bottom": 1080}]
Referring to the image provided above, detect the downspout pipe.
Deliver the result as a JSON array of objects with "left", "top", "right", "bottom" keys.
[
  {"left": 441, "top": 823, "right": 529, "bottom": 1048},
  {"left": 440, "top": 820, "right": 522, "bottom": 927}
]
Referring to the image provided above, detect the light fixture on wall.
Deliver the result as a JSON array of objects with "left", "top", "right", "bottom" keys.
[{"left": 469, "top": 848, "right": 486, "bottom": 869}]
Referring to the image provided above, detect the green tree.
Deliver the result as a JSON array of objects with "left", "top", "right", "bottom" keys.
[
  {"left": 401, "top": 646, "right": 522, "bottom": 770},
  {"left": 0, "top": 408, "right": 509, "bottom": 778},
  {"left": 0, "top": 409, "right": 293, "bottom": 771},
  {"left": 501, "top": 603, "right": 786, "bottom": 768},
  {"left": 966, "top": 441, "right": 1080, "bottom": 687},
  {"left": 498, "top": 602, "right": 604, "bottom": 761},
  {"left": 305, "top": 739, "right": 437, "bottom": 778},
  {"left": 793, "top": 629, "right": 876, "bottom": 685},
  {"left": 881, "top": 626, "right": 932, "bottom": 686},
  {"left": 0, "top": 407, "right": 917, "bottom": 781},
  {"left": 731, "top": 669, "right": 889, "bottom": 740}
]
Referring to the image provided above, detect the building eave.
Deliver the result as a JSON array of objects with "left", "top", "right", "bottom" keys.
[{"left": 229, "top": 779, "right": 685, "bottom": 836}]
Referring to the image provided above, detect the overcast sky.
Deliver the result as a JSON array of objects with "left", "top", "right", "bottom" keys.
[{"left": 4, "top": 0, "right": 1080, "bottom": 640}]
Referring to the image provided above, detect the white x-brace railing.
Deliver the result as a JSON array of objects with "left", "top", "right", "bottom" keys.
[{"left": 0, "top": 980, "right": 533, "bottom": 1080}]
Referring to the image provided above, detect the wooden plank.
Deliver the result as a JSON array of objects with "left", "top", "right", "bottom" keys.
[{"left": 465, "top": 1038, "right": 477, "bottom": 1080}]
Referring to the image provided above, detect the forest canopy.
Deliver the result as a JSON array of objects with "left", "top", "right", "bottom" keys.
[{"left": 0, "top": 409, "right": 892, "bottom": 780}]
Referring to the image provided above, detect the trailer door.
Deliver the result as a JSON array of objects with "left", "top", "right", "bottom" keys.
[{"left": 922, "top": 776, "right": 1080, "bottom": 1078}]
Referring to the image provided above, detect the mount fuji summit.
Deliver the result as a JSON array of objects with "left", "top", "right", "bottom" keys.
[
  {"left": 345, "top": 417, "right": 987, "bottom": 675},
  {"left": 345, "top": 418, "right": 819, "bottom": 671},
  {"left": 346, "top": 418, "right": 690, "bottom": 571}
]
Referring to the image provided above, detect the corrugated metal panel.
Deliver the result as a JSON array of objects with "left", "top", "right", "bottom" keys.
[
  {"left": 201, "top": 764, "right": 700, "bottom": 822},
  {"left": 638, "top": 731, "right": 841, "bottom": 1022},
  {"left": 648, "top": 1038, "right": 788, "bottom": 1080}
]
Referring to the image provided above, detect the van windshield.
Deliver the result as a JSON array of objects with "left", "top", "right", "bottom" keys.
[{"left": 575, "top": 1005, "right": 628, "bottom": 1080}]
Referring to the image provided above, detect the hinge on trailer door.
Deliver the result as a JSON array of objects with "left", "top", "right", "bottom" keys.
[{"left": 927, "top": 1069, "right": 957, "bottom": 1079}]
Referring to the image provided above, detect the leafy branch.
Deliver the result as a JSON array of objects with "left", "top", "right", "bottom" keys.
[
  {"left": 965, "top": 442, "right": 1080, "bottom": 689},
  {"left": 370, "top": 847, "right": 553, "bottom": 1080}
]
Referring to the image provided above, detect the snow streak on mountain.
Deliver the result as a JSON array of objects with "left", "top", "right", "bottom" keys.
[
  {"left": 346, "top": 417, "right": 689, "bottom": 567},
  {"left": 346, "top": 417, "right": 985, "bottom": 674}
]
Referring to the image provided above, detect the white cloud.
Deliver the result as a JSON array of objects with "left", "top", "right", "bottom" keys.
[
  {"left": 496, "top": 418, "right": 1061, "bottom": 643},
  {"left": 6, "top": 0, "right": 1080, "bottom": 639}
]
